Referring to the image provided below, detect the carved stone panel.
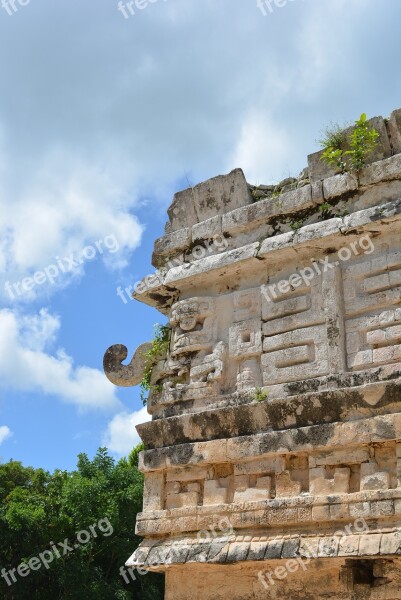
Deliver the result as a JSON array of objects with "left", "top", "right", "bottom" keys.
[
  {"left": 343, "top": 251, "right": 401, "bottom": 371},
  {"left": 261, "top": 277, "right": 331, "bottom": 385},
  {"left": 229, "top": 318, "right": 262, "bottom": 358},
  {"left": 170, "top": 297, "right": 216, "bottom": 355}
]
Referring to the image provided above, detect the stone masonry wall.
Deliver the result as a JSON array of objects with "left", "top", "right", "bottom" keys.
[{"left": 105, "top": 108, "right": 401, "bottom": 599}]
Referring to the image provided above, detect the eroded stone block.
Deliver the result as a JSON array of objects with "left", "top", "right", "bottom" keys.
[
  {"left": 143, "top": 472, "right": 164, "bottom": 512},
  {"left": 387, "top": 108, "right": 401, "bottom": 154},
  {"left": 310, "top": 467, "right": 350, "bottom": 496},
  {"left": 167, "top": 168, "right": 252, "bottom": 232},
  {"left": 275, "top": 471, "right": 302, "bottom": 498},
  {"left": 203, "top": 479, "right": 229, "bottom": 506}
]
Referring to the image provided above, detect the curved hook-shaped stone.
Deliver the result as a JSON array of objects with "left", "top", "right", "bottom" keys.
[{"left": 103, "top": 342, "right": 152, "bottom": 387}]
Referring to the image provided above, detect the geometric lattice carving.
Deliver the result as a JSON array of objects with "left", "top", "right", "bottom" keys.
[
  {"left": 229, "top": 318, "right": 262, "bottom": 358},
  {"left": 262, "top": 324, "right": 330, "bottom": 385},
  {"left": 261, "top": 276, "right": 331, "bottom": 385},
  {"left": 343, "top": 251, "right": 401, "bottom": 370}
]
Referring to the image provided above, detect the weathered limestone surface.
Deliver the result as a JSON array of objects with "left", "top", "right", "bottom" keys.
[{"left": 104, "top": 108, "right": 401, "bottom": 599}]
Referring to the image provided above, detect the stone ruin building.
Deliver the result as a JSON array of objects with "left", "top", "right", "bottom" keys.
[{"left": 104, "top": 108, "right": 401, "bottom": 599}]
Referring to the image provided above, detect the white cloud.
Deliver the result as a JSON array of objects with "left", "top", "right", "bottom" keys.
[
  {"left": 0, "top": 151, "right": 143, "bottom": 302},
  {"left": 229, "top": 111, "right": 293, "bottom": 184},
  {"left": 103, "top": 407, "right": 151, "bottom": 455},
  {"left": 0, "top": 0, "right": 399, "bottom": 306},
  {"left": 0, "top": 308, "right": 120, "bottom": 412},
  {"left": 0, "top": 426, "right": 12, "bottom": 446}
]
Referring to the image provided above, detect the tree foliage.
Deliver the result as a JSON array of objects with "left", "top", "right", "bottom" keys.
[{"left": 0, "top": 448, "right": 164, "bottom": 599}]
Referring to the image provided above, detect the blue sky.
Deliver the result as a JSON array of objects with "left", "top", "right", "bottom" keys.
[{"left": 0, "top": 0, "right": 400, "bottom": 471}]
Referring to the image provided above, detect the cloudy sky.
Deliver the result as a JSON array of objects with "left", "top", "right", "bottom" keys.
[{"left": 0, "top": 0, "right": 400, "bottom": 470}]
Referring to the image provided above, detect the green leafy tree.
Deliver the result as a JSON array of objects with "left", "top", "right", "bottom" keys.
[{"left": 0, "top": 448, "right": 164, "bottom": 599}]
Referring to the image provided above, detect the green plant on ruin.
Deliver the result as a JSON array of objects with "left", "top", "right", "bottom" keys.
[
  {"left": 319, "top": 123, "right": 348, "bottom": 173},
  {"left": 253, "top": 388, "right": 269, "bottom": 402},
  {"left": 320, "top": 113, "right": 379, "bottom": 174},
  {"left": 346, "top": 113, "right": 380, "bottom": 171},
  {"left": 140, "top": 323, "right": 171, "bottom": 405},
  {"left": 289, "top": 219, "right": 304, "bottom": 232},
  {"left": 319, "top": 201, "right": 332, "bottom": 219}
]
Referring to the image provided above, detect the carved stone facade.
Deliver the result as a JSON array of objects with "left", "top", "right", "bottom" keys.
[{"left": 105, "top": 108, "right": 401, "bottom": 599}]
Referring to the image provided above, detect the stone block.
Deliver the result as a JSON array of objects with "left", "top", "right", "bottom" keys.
[
  {"left": 255, "top": 476, "right": 272, "bottom": 491},
  {"left": 167, "top": 168, "right": 252, "bottom": 232},
  {"left": 277, "top": 184, "right": 313, "bottom": 213},
  {"left": 143, "top": 472, "right": 165, "bottom": 512},
  {"left": 166, "top": 481, "right": 181, "bottom": 495},
  {"left": 349, "top": 502, "right": 371, "bottom": 519},
  {"left": 187, "top": 482, "right": 201, "bottom": 493},
  {"left": 294, "top": 217, "right": 343, "bottom": 243},
  {"left": 370, "top": 500, "right": 394, "bottom": 517},
  {"left": 233, "top": 288, "right": 261, "bottom": 321},
  {"left": 312, "top": 505, "right": 330, "bottom": 521},
  {"left": 380, "top": 531, "right": 401, "bottom": 555},
  {"left": 233, "top": 487, "right": 270, "bottom": 504},
  {"left": 359, "top": 534, "right": 382, "bottom": 556},
  {"left": 275, "top": 471, "right": 302, "bottom": 498},
  {"left": 203, "top": 479, "right": 228, "bottom": 506},
  {"left": 247, "top": 541, "right": 267, "bottom": 561},
  {"left": 226, "top": 541, "right": 250, "bottom": 562},
  {"left": 192, "top": 215, "right": 222, "bottom": 242},
  {"left": 359, "top": 153, "right": 401, "bottom": 186},
  {"left": 207, "top": 540, "right": 230, "bottom": 562},
  {"left": 299, "top": 537, "right": 319, "bottom": 559},
  {"left": 308, "top": 149, "right": 336, "bottom": 183},
  {"left": 338, "top": 535, "right": 360, "bottom": 557},
  {"left": 314, "top": 448, "right": 369, "bottom": 467},
  {"left": 234, "top": 457, "right": 285, "bottom": 475},
  {"left": 262, "top": 325, "right": 330, "bottom": 385},
  {"left": 310, "top": 467, "right": 350, "bottom": 496},
  {"left": 264, "top": 539, "right": 284, "bottom": 559},
  {"left": 318, "top": 536, "right": 339, "bottom": 558},
  {"left": 368, "top": 115, "right": 393, "bottom": 161},
  {"left": 165, "top": 491, "right": 200, "bottom": 510},
  {"left": 360, "top": 471, "right": 390, "bottom": 491},
  {"left": 297, "top": 507, "right": 312, "bottom": 521},
  {"left": 281, "top": 538, "right": 300, "bottom": 558},
  {"left": 387, "top": 108, "right": 401, "bottom": 154},
  {"left": 394, "top": 499, "right": 401, "bottom": 514},
  {"left": 222, "top": 184, "right": 312, "bottom": 236},
  {"left": 152, "top": 227, "right": 191, "bottom": 265},
  {"left": 329, "top": 503, "right": 350, "bottom": 520},
  {"left": 311, "top": 180, "right": 324, "bottom": 204},
  {"left": 222, "top": 199, "right": 274, "bottom": 235},
  {"left": 323, "top": 173, "right": 359, "bottom": 200},
  {"left": 166, "top": 466, "right": 208, "bottom": 482}
]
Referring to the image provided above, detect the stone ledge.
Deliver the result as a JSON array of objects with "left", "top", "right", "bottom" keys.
[
  {"left": 126, "top": 528, "right": 401, "bottom": 570},
  {"left": 139, "top": 412, "right": 401, "bottom": 473},
  {"left": 137, "top": 378, "right": 401, "bottom": 449},
  {"left": 148, "top": 150, "right": 401, "bottom": 287},
  {"left": 135, "top": 489, "right": 401, "bottom": 537},
  {"left": 221, "top": 185, "right": 313, "bottom": 236},
  {"left": 134, "top": 198, "right": 401, "bottom": 312}
]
